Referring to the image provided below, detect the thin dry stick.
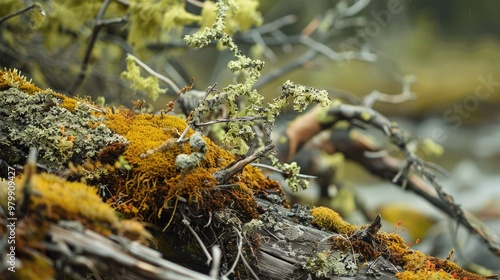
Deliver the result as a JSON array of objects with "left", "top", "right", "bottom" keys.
[
  {"left": 221, "top": 227, "right": 243, "bottom": 279},
  {"left": 209, "top": 245, "right": 221, "bottom": 278},
  {"left": 181, "top": 211, "right": 212, "bottom": 265},
  {"left": 126, "top": 54, "right": 182, "bottom": 93},
  {"left": 251, "top": 163, "right": 317, "bottom": 179},
  {"left": 320, "top": 103, "right": 500, "bottom": 258},
  {"left": 0, "top": 3, "right": 43, "bottom": 25},
  {"left": 68, "top": 0, "right": 127, "bottom": 93},
  {"left": 195, "top": 116, "right": 266, "bottom": 127},
  {"left": 214, "top": 144, "right": 275, "bottom": 184}
]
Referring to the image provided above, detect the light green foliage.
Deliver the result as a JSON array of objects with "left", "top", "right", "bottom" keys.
[
  {"left": 269, "top": 157, "right": 309, "bottom": 192},
  {"left": 120, "top": 55, "right": 164, "bottom": 101},
  {"left": 116, "top": 155, "right": 132, "bottom": 171},
  {"left": 200, "top": 0, "right": 262, "bottom": 35},
  {"left": 268, "top": 81, "right": 331, "bottom": 123},
  {"left": 128, "top": 0, "right": 201, "bottom": 50},
  {"left": 0, "top": 88, "right": 128, "bottom": 171},
  {"left": 29, "top": 3, "right": 46, "bottom": 29},
  {"left": 184, "top": 0, "right": 331, "bottom": 191},
  {"left": 184, "top": 0, "right": 266, "bottom": 154}
]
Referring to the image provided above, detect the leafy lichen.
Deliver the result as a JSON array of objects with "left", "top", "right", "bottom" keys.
[
  {"left": 0, "top": 69, "right": 128, "bottom": 171},
  {"left": 305, "top": 250, "right": 358, "bottom": 278},
  {"left": 120, "top": 54, "right": 165, "bottom": 101}
]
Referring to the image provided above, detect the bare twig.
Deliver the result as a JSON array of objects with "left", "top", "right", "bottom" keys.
[
  {"left": 195, "top": 116, "right": 266, "bottom": 127},
  {"left": 181, "top": 211, "right": 212, "bottom": 265},
  {"left": 209, "top": 245, "right": 221, "bottom": 278},
  {"left": 125, "top": 54, "right": 182, "bottom": 93},
  {"left": 221, "top": 227, "right": 243, "bottom": 279},
  {"left": 362, "top": 75, "right": 417, "bottom": 107},
  {"left": 279, "top": 101, "right": 500, "bottom": 258},
  {"left": 0, "top": 4, "right": 44, "bottom": 25},
  {"left": 251, "top": 163, "right": 317, "bottom": 179},
  {"left": 213, "top": 144, "right": 275, "bottom": 184},
  {"left": 68, "top": 0, "right": 127, "bottom": 93}
]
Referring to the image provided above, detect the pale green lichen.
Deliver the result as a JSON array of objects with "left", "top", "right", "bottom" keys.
[
  {"left": 200, "top": 0, "right": 262, "bottom": 35},
  {"left": 175, "top": 132, "right": 207, "bottom": 170},
  {"left": 305, "top": 250, "right": 359, "bottom": 278},
  {"left": 127, "top": 0, "right": 201, "bottom": 50},
  {"left": 268, "top": 81, "right": 331, "bottom": 124},
  {"left": 0, "top": 87, "right": 128, "bottom": 171},
  {"left": 130, "top": 0, "right": 331, "bottom": 189},
  {"left": 120, "top": 55, "right": 164, "bottom": 101},
  {"left": 269, "top": 156, "right": 309, "bottom": 192}
]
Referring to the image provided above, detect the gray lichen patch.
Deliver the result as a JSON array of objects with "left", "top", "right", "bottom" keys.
[
  {"left": 175, "top": 132, "right": 207, "bottom": 170},
  {"left": 0, "top": 87, "right": 128, "bottom": 171},
  {"left": 304, "top": 250, "right": 359, "bottom": 278}
]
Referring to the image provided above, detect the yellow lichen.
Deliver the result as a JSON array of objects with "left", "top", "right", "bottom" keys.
[
  {"left": 58, "top": 96, "right": 78, "bottom": 112},
  {"left": 310, "top": 206, "right": 357, "bottom": 235}
]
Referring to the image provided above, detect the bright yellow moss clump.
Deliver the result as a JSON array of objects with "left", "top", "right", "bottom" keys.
[
  {"left": 27, "top": 173, "right": 119, "bottom": 228},
  {"left": 18, "top": 173, "right": 150, "bottom": 241},
  {"left": 310, "top": 206, "right": 357, "bottom": 235}
]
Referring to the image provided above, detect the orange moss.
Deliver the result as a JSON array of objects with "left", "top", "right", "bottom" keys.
[
  {"left": 48, "top": 90, "right": 79, "bottom": 112},
  {"left": 58, "top": 96, "right": 78, "bottom": 112},
  {"left": 103, "top": 109, "right": 283, "bottom": 225},
  {"left": 397, "top": 268, "right": 454, "bottom": 280},
  {"left": 26, "top": 173, "right": 119, "bottom": 228},
  {"left": 0, "top": 68, "right": 42, "bottom": 94},
  {"left": 312, "top": 206, "right": 489, "bottom": 280},
  {"left": 97, "top": 142, "right": 127, "bottom": 165},
  {"left": 378, "top": 232, "right": 488, "bottom": 280},
  {"left": 310, "top": 206, "right": 357, "bottom": 235}
]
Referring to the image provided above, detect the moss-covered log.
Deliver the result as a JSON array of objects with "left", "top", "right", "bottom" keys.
[{"left": 0, "top": 69, "right": 494, "bottom": 280}]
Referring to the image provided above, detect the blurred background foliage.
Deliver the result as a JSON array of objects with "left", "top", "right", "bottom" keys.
[{"left": 1, "top": 0, "right": 500, "bottom": 274}]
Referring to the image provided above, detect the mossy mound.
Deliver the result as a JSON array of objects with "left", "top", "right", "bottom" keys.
[
  {"left": 102, "top": 109, "right": 283, "bottom": 226},
  {"left": 310, "top": 206, "right": 487, "bottom": 280},
  {"left": 0, "top": 172, "right": 150, "bottom": 280}
]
